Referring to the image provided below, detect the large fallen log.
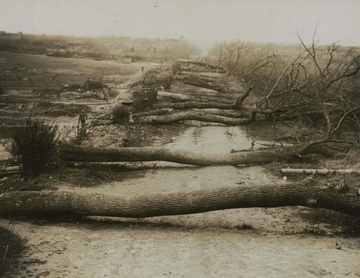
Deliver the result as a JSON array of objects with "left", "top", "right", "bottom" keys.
[
  {"left": 132, "top": 109, "right": 245, "bottom": 119},
  {"left": 156, "top": 91, "right": 233, "bottom": 103},
  {"left": 133, "top": 111, "right": 255, "bottom": 125},
  {"left": 178, "top": 60, "right": 226, "bottom": 72},
  {"left": 181, "top": 68, "right": 227, "bottom": 74},
  {"left": 190, "top": 109, "right": 245, "bottom": 118},
  {"left": 59, "top": 143, "right": 317, "bottom": 165},
  {"left": 183, "top": 76, "right": 240, "bottom": 95},
  {"left": 154, "top": 101, "right": 236, "bottom": 110},
  {"left": 157, "top": 91, "right": 194, "bottom": 101},
  {"left": 0, "top": 170, "right": 21, "bottom": 178},
  {"left": 0, "top": 180, "right": 359, "bottom": 217}
]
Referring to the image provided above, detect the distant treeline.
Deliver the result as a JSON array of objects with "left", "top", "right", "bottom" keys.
[{"left": 0, "top": 32, "right": 200, "bottom": 62}]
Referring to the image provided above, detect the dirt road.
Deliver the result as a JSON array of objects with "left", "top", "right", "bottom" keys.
[{"left": 2, "top": 216, "right": 359, "bottom": 278}]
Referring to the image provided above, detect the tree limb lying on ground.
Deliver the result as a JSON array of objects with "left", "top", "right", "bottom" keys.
[
  {"left": 58, "top": 142, "right": 339, "bottom": 165},
  {"left": 133, "top": 110, "right": 255, "bottom": 125},
  {"left": 0, "top": 179, "right": 359, "bottom": 217}
]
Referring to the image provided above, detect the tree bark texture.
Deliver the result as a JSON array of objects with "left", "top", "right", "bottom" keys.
[
  {"left": 157, "top": 91, "right": 194, "bottom": 101},
  {"left": 59, "top": 144, "right": 307, "bottom": 165},
  {"left": 133, "top": 111, "right": 254, "bottom": 125},
  {"left": 178, "top": 60, "right": 226, "bottom": 72},
  {"left": 0, "top": 182, "right": 359, "bottom": 217},
  {"left": 156, "top": 92, "right": 234, "bottom": 104},
  {"left": 132, "top": 109, "right": 246, "bottom": 120},
  {"left": 183, "top": 76, "right": 241, "bottom": 95},
  {"left": 154, "top": 101, "right": 236, "bottom": 110}
]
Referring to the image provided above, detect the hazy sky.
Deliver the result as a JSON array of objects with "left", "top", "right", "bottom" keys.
[{"left": 1, "top": 0, "right": 360, "bottom": 47}]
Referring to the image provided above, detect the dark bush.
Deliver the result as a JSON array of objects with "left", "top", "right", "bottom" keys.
[
  {"left": 112, "top": 105, "right": 130, "bottom": 125},
  {"left": 132, "top": 89, "right": 157, "bottom": 112},
  {"left": 11, "top": 118, "right": 60, "bottom": 178}
]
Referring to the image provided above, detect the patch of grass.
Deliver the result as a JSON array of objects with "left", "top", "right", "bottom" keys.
[
  {"left": 10, "top": 118, "right": 60, "bottom": 179},
  {"left": 300, "top": 208, "right": 360, "bottom": 236},
  {"left": 0, "top": 226, "right": 28, "bottom": 276},
  {"left": 302, "top": 226, "right": 329, "bottom": 236}
]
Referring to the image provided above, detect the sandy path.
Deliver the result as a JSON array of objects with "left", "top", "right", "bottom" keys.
[{"left": 1, "top": 217, "right": 359, "bottom": 278}]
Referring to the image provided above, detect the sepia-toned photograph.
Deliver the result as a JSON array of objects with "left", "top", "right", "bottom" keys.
[{"left": 0, "top": 0, "right": 360, "bottom": 277}]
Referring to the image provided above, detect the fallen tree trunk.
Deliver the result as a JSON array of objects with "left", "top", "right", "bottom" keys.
[
  {"left": 1, "top": 181, "right": 359, "bottom": 217},
  {"left": 157, "top": 91, "right": 194, "bottom": 101},
  {"left": 190, "top": 109, "right": 245, "bottom": 118},
  {"left": 59, "top": 143, "right": 312, "bottom": 165},
  {"left": 0, "top": 170, "right": 21, "bottom": 178},
  {"left": 132, "top": 109, "right": 246, "bottom": 120},
  {"left": 132, "top": 108, "right": 174, "bottom": 118},
  {"left": 133, "top": 111, "right": 255, "bottom": 125},
  {"left": 183, "top": 76, "right": 240, "bottom": 95},
  {"left": 156, "top": 91, "right": 233, "bottom": 103},
  {"left": 178, "top": 60, "right": 226, "bottom": 71},
  {"left": 154, "top": 101, "right": 236, "bottom": 110},
  {"left": 181, "top": 68, "right": 227, "bottom": 74},
  {"left": 153, "top": 101, "right": 273, "bottom": 116}
]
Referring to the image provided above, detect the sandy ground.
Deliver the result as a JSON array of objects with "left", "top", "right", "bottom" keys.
[{"left": 1, "top": 216, "right": 360, "bottom": 278}]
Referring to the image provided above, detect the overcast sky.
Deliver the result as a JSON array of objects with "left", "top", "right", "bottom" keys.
[{"left": 1, "top": 0, "right": 360, "bottom": 48}]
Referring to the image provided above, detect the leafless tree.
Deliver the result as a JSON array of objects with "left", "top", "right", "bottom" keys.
[{"left": 205, "top": 29, "right": 360, "bottom": 146}]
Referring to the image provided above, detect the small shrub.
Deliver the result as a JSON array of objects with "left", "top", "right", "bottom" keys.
[
  {"left": 11, "top": 118, "right": 60, "bottom": 178},
  {"left": 132, "top": 89, "right": 157, "bottom": 112},
  {"left": 112, "top": 105, "right": 130, "bottom": 125}
]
